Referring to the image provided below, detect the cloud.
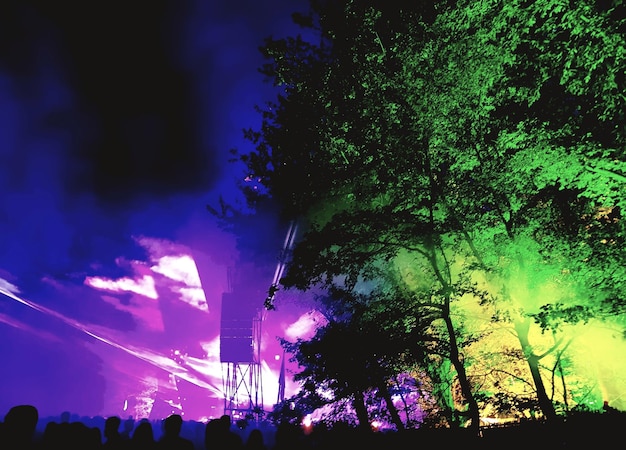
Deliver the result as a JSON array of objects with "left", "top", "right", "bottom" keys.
[
  {"left": 151, "top": 255, "right": 202, "bottom": 288},
  {"left": 83, "top": 239, "right": 210, "bottom": 334},
  {"left": 0, "top": 277, "right": 20, "bottom": 296},
  {"left": 86, "top": 275, "right": 158, "bottom": 300}
]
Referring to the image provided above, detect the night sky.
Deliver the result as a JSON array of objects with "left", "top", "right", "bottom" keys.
[{"left": 0, "top": 0, "right": 320, "bottom": 420}]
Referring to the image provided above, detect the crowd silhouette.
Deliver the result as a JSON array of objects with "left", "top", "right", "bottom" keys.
[
  {"left": 1, "top": 403, "right": 624, "bottom": 449},
  {"left": 0, "top": 404, "right": 276, "bottom": 450}
]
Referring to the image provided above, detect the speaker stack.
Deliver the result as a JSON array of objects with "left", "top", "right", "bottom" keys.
[{"left": 219, "top": 292, "right": 257, "bottom": 363}]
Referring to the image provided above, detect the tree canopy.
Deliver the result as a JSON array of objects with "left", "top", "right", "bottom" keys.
[{"left": 232, "top": 0, "right": 626, "bottom": 430}]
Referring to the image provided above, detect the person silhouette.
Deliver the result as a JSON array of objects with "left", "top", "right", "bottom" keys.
[
  {"left": 204, "top": 418, "right": 221, "bottom": 449},
  {"left": 244, "top": 429, "right": 266, "bottom": 450},
  {"left": 221, "top": 415, "right": 243, "bottom": 450},
  {"left": 204, "top": 415, "right": 243, "bottom": 450},
  {"left": 132, "top": 419, "right": 157, "bottom": 450},
  {"left": 121, "top": 417, "right": 135, "bottom": 440},
  {"left": 60, "top": 411, "right": 71, "bottom": 424},
  {"left": 1, "top": 404, "right": 39, "bottom": 450},
  {"left": 156, "top": 414, "right": 194, "bottom": 450},
  {"left": 603, "top": 400, "right": 619, "bottom": 414},
  {"left": 103, "top": 416, "right": 128, "bottom": 450}
]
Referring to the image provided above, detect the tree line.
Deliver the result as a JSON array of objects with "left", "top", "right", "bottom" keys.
[{"left": 216, "top": 0, "right": 626, "bottom": 434}]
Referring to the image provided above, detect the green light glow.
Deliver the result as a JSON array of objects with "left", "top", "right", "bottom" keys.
[
  {"left": 395, "top": 230, "right": 626, "bottom": 416},
  {"left": 244, "top": 0, "right": 626, "bottom": 426}
]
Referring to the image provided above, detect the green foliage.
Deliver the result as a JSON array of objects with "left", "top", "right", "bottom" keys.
[
  {"left": 477, "top": 391, "right": 541, "bottom": 418},
  {"left": 233, "top": 0, "right": 626, "bottom": 424},
  {"left": 533, "top": 303, "right": 593, "bottom": 332}
]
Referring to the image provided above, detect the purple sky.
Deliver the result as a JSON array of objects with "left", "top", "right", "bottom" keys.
[{"left": 0, "top": 0, "right": 318, "bottom": 420}]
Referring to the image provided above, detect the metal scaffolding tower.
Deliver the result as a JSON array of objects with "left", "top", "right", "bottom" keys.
[
  {"left": 221, "top": 310, "right": 263, "bottom": 420},
  {"left": 220, "top": 221, "right": 298, "bottom": 419},
  {"left": 220, "top": 270, "right": 264, "bottom": 420}
]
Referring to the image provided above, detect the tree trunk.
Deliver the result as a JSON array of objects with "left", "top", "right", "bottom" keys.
[
  {"left": 514, "top": 318, "right": 558, "bottom": 421},
  {"left": 378, "top": 382, "right": 405, "bottom": 430},
  {"left": 443, "top": 300, "right": 481, "bottom": 435},
  {"left": 423, "top": 235, "right": 481, "bottom": 434},
  {"left": 352, "top": 390, "right": 371, "bottom": 431}
]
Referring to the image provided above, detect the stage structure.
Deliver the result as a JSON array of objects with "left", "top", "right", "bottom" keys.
[
  {"left": 219, "top": 221, "right": 298, "bottom": 419},
  {"left": 220, "top": 269, "right": 264, "bottom": 420}
]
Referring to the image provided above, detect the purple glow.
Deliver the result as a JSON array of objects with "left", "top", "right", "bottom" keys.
[
  {"left": 0, "top": 0, "right": 312, "bottom": 421},
  {"left": 0, "top": 229, "right": 312, "bottom": 420},
  {"left": 284, "top": 310, "right": 328, "bottom": 341}
]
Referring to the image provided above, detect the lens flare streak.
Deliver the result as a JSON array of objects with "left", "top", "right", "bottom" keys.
[{"left": 0, "top": 284, "right": 221, "bottom": 396}]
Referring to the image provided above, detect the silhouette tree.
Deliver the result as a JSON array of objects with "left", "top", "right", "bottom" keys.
[{"left": 234, "top": 0, "right": 626, "bottom": 431}]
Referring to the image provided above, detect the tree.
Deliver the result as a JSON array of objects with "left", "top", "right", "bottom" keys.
[
  {"left": 279, "top": 286, "right": 434, "bottom": 430},
  {"left": 406, "top": 0, "right": 626, "bottom": 420},
  {"left": 234, "top": 0, "right": 626, "bottom": 430}
]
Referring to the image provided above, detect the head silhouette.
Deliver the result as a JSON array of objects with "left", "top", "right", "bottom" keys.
[
  {"left": 132, "top": 420, "right": 155, "bottom": 443},
  {"left": 163, "top": 414, "right": 183, "bottom": 437},
  {"left": 3, "top": 404, "right": 38, "bottom": 443},
  {"left": 219, "top": 414, "right": 232, "bottom": 430},
  {"left": 104, "top": 416, "right": 122, "bottom": 440}
]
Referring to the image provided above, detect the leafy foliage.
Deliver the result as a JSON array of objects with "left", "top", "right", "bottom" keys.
[{"left": 233, "top": 0, "right": 626, "bottom": 427}]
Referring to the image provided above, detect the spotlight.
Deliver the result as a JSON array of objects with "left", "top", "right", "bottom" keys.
[{"left": 301, "top": 414, "right": 313, "bottom": 435}]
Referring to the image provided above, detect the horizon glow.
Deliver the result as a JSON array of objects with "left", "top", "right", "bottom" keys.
[{"left": 0, "top": 234, "right": 310, "bottom": 421}]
